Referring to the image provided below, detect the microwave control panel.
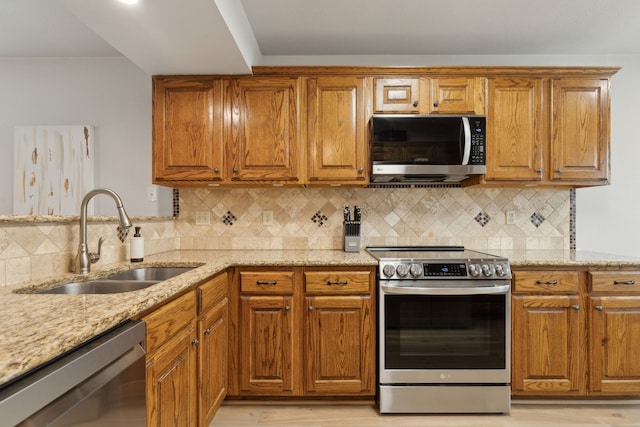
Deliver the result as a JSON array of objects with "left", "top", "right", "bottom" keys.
[{"left": 470, "top": 118, "right": 485, "bottom": 165}]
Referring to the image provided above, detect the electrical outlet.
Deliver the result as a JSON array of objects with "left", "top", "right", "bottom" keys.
[
  {"left": 505, "top": 210, "right": 516, "bottom": 225},
  {"left": 263, "top": 210, "right": 274, "bottom": 226},
  {"left": 195, "top": 211, "right": 210, "bottom": 225},
  {"left": 146, "top": 186, "right": 157, "bottom": 202}
]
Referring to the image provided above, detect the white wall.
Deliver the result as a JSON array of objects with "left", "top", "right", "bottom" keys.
[{"left": 0, "top": 57, "right": 172, "bottom": 216}]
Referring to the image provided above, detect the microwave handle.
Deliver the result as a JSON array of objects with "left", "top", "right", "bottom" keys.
[{"left": 461, "top": 116, "right": 471, "bottom": 165}]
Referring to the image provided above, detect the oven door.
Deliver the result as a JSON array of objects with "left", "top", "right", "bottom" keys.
[{"left": 379, "top": 282, "right": 510, "bottom": 385}]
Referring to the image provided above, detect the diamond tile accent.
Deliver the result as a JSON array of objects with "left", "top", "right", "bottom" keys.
[
  {"left": 474, "top": 211, "right": 491, "bottom": 227},
  {"left": 222, "top": 211, "right": 237, "bottom": 226},
  {"left": 530, "top": 212, "right": 546, "bottom": 228},
  {"left": 311, "top": 210, "right": 328, "bottom": 227}
]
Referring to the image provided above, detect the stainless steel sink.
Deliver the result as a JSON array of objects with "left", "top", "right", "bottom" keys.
[
  {"left": 38, "top": 280, "right": 161, "bottom": 295},
  {"left": 104, "top": 267, "right": 194, "bottom": 281},
  {"left": 31, "top": 266, "right": 195, "bottom": 295}
]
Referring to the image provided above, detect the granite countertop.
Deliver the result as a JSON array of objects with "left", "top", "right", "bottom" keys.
[
  {"left": 2, "top": 248, "right": 640, "bottom": 388},
  {"left": 0, "top": 249, "right": 376, "bottom": 386}
]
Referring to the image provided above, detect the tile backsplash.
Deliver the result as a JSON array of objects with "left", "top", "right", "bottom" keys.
[{"left": 176, "top": 187, "right": 570, "bottom": 252}]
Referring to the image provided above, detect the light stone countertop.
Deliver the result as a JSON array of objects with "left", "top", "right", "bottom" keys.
[{"left": 2, "top": 248, "right": 640, "bottom": 387}]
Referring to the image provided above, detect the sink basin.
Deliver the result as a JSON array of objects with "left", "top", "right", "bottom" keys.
[
  {"left": 30, "top": 266, "right": 196, "bottom": 295},
  {"left": 39, "top": 280, "right": 160, "bottom": 295},
  {"left": 104, "top": 267, "right": 194, "bottom": 281}
]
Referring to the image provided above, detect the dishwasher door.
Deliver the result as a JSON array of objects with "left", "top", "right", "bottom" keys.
[{"left": 0, "top": 320, "right": 146, "bottom": 427}]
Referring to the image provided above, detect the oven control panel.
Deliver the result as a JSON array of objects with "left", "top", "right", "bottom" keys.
[{"left": 379, "top": 260, "right": 511, "bottom": 280}]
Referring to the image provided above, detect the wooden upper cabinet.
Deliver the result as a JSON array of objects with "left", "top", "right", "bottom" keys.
[
  {"left": 485, "top": 77, "right": 546, "bottom": 182},
  {"left": 226, "top": 77, "right": 301, "bottom": 183},
  {"left": 374, "top": 76, "right": 484, "bottom": 114},
  {"left": 152, "top": 77, "right": 224, "bottom": 182},
  {"left": 307, "top": 76, "right": 368, "bottom": 184},
  {"left": 374, "top": 78, "right": 420, "bottom": 113},
  {"left": 551, "top": 78, "right": 610, "bottom": 184},
  {"left": 428, "top": 77, "right": 485, "bottom": 114}
]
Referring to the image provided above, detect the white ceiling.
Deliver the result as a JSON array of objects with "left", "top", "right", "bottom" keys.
[{"left": 2, "top": 0, "right": 640, "bottom": 74}]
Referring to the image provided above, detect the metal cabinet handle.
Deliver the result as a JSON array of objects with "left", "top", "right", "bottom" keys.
[
  {"left": 536, "top": 168, "right": 542, "bottom": 174},
  {"left": 204, "top": 328, "right": 211, "bottom": 335},
  {"left": 256, "top": 280, "right": 278, "bottom": 285},
  {"left": 536, "top": 280, "right": 558, "bottom": 285},
  {"left": 233, "top": 167, "right": 238, "bottom": 173},
  {"left": 433, "top": 100, "right": 439, "bottom": 107},
  {"left": 327, "top": 280, "right": 348, "bottom": 286},
  {"left": 595, "top": 306, "right": 604, "bottom": 311},
  {"left": 192, "top": 338, "right": 199, "bottom": 346},
  {"left": 572, "top": 305, "right": 580, "bottom": 310},
  {"left": 284, "top": 305, "right": 291, "bottom": 312},
  {"left": 556, "top": 168, "right": 563, "bottom": 173},
  {"left": 308, "top": 306, "right": 314, "bottom": 311},
  {"left": 213, "top": 167, "right": 219, "bottom": 173},
  {"left": 413, "top": 100, "right": 419, "bottom": 107},
  {"left": 358, "top": 167, "right": 364, "bottom": 173},
  {"left": 614, "top": 280, "right": 636, "bottom": 285}
]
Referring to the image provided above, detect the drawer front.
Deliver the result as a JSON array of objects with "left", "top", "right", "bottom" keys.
[
  {"left": 513, "top": 270, "right": 579, "bottom": 293},
  {"left": 304, "top": 271, "right": 371, "bottom": 294},
  {"left": 240, "top": 271, "right": 294, "bottom": 294},
  {"left": 589, "top": 271, "right": 640, "bottom": 294},
  {"left": 198, "top": 272, "right": 228, "bottom": 314},
  {"left": 144, "top": 290, "right": 196, "bottom": 353}
]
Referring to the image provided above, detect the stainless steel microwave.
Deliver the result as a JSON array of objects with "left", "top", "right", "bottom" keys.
[{"left": 370, "top": 114, "right": 486, "bottom": 184}]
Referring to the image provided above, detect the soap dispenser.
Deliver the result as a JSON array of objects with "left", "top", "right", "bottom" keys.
[{"left": 130, "top": 226, "right": 144, "bottom": 262}]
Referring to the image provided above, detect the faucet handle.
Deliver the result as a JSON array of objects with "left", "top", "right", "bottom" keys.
[{"left": 89, "top": 237, "right": 105, "bottom": 264}]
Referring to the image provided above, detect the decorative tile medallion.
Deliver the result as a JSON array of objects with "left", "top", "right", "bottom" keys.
[
  {"left": 222, "top": 211, "right": 237, "bottom": 226},
  {"left": 530, "top": 212, "right": 546, "bottom": 228},
  {"left": 474, "top": 211, "right": 491, "bottom": 227},
  {"left": 311, "top": 210, "right": 328, "bottom": 227}
]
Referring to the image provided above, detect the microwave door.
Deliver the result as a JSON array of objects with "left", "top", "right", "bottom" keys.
[{"left": 461, "top": 117, "right": 471, "bottom": 166}]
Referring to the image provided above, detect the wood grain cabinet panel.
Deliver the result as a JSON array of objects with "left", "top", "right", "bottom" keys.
[
  {"left": 511, "top": 294, "right": 583, "bottom": 394},
  {"left": 306, "top": 76, "right": 368, "bottom": 184},
  {"left": 226, "top": 77, "right": 301, "bottom": 183},
  {"left": 427, "top": 77, "right": 484, "bottom": 114},
  {"left": 152, "top": 77, "right": 224, "bottom": 183},
  {"left": 374, "top": 78, "right": 420, "bottom": 113}
]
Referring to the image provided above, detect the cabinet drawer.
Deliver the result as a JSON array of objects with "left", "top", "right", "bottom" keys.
[
  {"left": 144, "top": 290, "right": 196, "bottom": 353},
  {"left": 198, "top": 272, "right": 228, "bottom": 314},
  {"left": 589, "top": 271, "right": 640, "bottom": 294},
  {"left": 240, "top": 271, "right": 294, "bottom": 294},
  {"left": 513, "top": 270, "right": 579, "bottom": 293},
  {"left": 304, "top": 271, "right": 371, "bottom": 294}
]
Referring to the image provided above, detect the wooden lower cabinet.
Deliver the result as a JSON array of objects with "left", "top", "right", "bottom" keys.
[
  {"left": 512, "top": 267, "right": 640, "bottom": 398},
  {"left": 141, "top": 272, "right": 229, "bottom": 427},
  {"left": 230, "top": 266, "right": 376, "bottom": 398},
  {"left": 511, "top": 294, "right": 583, "bottom": 394}
]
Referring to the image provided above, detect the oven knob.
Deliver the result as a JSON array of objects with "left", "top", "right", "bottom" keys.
[
  {"left": 481, "top": 264, "right": 493, "bottom": 277},
  {"left": 495, "top": 264, "right": 506, "bottom": 277},
  {"left": 409, "top": 263, "right": 422, "bottom": 277},
  {"left": 382, "top": 264, "right": 396, "bottom": 278},
  {"left": 395, "top": 264, "right": 409, "bottom": 278},
  {"left": 468, "top": 264, "right": 480, "bottom": 277}
]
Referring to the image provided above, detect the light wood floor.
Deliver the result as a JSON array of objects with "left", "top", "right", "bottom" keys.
[{"left": 211, "top": 402, "right": 640, "bottom": 426}]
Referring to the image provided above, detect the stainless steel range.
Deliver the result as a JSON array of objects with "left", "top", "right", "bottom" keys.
[{"left": 367, "top": 246, "right": 512, "bottom": 414}]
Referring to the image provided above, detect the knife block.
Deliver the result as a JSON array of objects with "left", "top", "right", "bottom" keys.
[{"left": 343, "top": 223, "right": 361, "bottom": 252}]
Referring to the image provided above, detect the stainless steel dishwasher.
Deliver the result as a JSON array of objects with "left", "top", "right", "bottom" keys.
[{"left": 0, "top": 320, "right": 146, "bottom": 426}]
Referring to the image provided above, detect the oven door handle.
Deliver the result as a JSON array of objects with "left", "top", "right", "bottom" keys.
[{"left": 381, "top": 284, "right": 510, "bottom": 295}]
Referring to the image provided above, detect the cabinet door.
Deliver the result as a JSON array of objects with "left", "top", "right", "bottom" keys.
[
  {"left": 551, "top": 78, "right": 610, "bottom": 183},
  {"left": 239, "top": 295, "right": 298, "bottom": 394},
  {"left": 152, "top": 77, "right": 224, "bottom": 182},
  {"left": 198, "top": 298, "right": 228, "bottom": 427},
  {"left": 304, "top": 295, "right": 375, "bottom": 395},
  {"left": 227, "top": 77, "right": 300, "bottom": 182},
  {"left": 374, "top": 78, "right": 420, "bottom": 113},
  {"left": 485, "top": 78, "right": 545, "bottom": 181},
  {"left": 307, "top": 77, "right": 368, "bottom": 184},
  {"left": 428, "top": 77, "right": 484, "bottom": 114},
  {"left": 589, "top": 296, "right": 640, "bottom": 394},
  {"left": 146, "top": 324, "right": 198, "bottom": 427},
  {"left": 511, "top": 295, "right": 583, "bottom": 394}
]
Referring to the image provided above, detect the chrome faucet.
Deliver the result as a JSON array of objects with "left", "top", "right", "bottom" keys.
[{"left": 74, "top": 188, "right": 132, "bottom": 274}]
